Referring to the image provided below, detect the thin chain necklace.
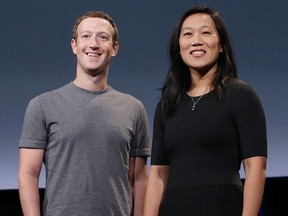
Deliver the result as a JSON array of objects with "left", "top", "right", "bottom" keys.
[
  {"left": 189, "top": 84, "right": 211, "bottom": 111},
  {"left": 191, "top": 95, "right": 205, "bottom": 111}
]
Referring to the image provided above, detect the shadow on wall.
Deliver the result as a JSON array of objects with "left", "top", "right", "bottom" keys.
[
  {"left": 0, "top": 178, "right": 288, "bottom": 216},
  {"left": 0, "top": 188, "right": 44, "bottom": 216}
]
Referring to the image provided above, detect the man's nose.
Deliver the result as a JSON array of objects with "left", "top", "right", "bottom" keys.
[{"left": 90, "top": 36, "right": 100, "bottom": 48}]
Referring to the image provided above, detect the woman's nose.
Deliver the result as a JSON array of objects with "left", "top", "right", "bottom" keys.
[{"left": 191, "top": 35, "right": 203, "bottom": 46}]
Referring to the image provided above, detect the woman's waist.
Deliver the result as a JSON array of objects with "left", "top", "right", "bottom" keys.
[{"left": 166, "top": 170, "right": 242, "bottom": 190}]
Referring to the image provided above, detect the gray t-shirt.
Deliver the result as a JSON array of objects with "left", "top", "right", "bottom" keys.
[{"left": 19, "top": 83, "right": 151, "bottom": 216}]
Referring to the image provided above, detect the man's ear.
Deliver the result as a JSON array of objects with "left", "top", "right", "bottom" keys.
[
  {"left": 112, "top": 42, "right": 119, "bottom": 57},
  {"left": 71, "top": 39, "right": 77, "bottom": 54}
]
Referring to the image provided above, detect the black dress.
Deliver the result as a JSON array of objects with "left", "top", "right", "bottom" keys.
[{"left": 151, "top": 79, "right": 267, "bottom": 216}]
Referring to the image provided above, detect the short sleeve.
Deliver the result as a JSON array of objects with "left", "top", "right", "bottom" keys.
[
  {"left": 151, "top": 101, "right": 170, "bottom": 165},
  {"left": 233, "top": 85, "right": 267, "bottom": 159},
  {"left": 130, "top": 102, "right": 151, "bottom": 157},
  {"left": 19, "top": 97, "right": 48, "bottom": 149}
]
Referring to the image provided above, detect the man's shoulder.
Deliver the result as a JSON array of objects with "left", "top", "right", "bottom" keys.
[
  {"left": 30, "top": 83, "right": 71, "bottom": 103},
  {"left": 108, "top": 87, "right": 143, "bottom": 105}
]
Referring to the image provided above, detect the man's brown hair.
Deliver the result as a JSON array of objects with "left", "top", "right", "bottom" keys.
[{"left": 72, "top": 11, "right": 119, "bottom": 45}]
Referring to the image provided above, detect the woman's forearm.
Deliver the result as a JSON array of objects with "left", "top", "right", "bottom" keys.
[
  {"left": 144, "top": 166, "right": 169, "bottom": 216},
  {"left": 242, "top": 157, "right": 266, "bottom": 216}
]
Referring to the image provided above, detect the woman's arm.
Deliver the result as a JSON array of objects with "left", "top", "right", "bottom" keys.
[
  {"left": 242, "top": 156, "right": 267, "bottom": 216},
  {"left": 144, "top": 165, "right": 170, "bottom": 216}
]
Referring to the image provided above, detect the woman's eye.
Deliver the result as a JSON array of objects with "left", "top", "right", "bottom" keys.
[
  {"left": 202, "top": 31, "right": 211, "bottom": 35},
  {"left": 183, "top": 32, "right": 192, "bottom": 36}
]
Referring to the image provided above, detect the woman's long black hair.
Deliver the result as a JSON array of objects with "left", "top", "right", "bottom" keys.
[{"left": 162, "top": 6, "right": 237, "bottom": 115}]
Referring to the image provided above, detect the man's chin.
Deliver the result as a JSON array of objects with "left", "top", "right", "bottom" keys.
[{"left": 87, "top": 68, "right": 105, "bottom": 77}]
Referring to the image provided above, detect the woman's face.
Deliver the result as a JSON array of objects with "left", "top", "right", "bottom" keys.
[{"left": 179, "top": 13, "right": 222, "bottom": 74}]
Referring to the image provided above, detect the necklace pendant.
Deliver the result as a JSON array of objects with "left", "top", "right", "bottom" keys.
[{"left": 192, "top": 104, "right": 195, "bottom": 111}]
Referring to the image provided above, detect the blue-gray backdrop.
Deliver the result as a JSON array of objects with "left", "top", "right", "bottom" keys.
[{"left": 1, "top": 0, "right": 287, "bottom": 189}]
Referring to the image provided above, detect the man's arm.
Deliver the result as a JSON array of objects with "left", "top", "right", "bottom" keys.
[
  {"left": 129, "top": 157, "right": 148, "bottom": 216},
  {"left": 19, "top": 148, "right": 44, "bottom": 216}
]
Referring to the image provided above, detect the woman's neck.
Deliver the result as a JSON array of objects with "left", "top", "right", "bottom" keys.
[{"left": 188, "top": 70, "right": 215, "bottom": 97}]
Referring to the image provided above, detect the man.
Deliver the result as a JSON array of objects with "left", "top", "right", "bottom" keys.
[{"left": 18, "top": 11, "right": 150, "bottom": 216}]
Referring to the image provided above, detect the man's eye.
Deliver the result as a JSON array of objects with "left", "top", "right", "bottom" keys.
[
  {"left": 82, "top": 34, "right": 90, "bottom": 39},
  {"left": 98, "top": 34, "right": 109, "bottom": 41}
]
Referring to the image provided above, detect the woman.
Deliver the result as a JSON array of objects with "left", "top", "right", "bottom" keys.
[{"left": 144, "top": 6, "right": 267, "bottom": 216}]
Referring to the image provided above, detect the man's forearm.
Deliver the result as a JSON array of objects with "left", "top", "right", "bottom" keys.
[
  {"left": 133, "top": 178, "right": 148, "bottom": 216},
  {"left": 19, "top": 176, "right": 41, "bottom": 216}
]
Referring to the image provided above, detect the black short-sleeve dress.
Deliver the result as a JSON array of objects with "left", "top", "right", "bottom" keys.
[{"left": 151, "top": 79, "right": 267, "bottom": 216}]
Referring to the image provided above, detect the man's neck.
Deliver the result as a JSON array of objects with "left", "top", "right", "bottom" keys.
[{"left": 73, "top": 73, "right": 108, "bottom": 92}]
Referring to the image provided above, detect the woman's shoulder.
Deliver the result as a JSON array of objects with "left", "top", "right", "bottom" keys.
[
  {"left": 225, "top": 78, "right": 255, "bottom": 94},
  {"left": 224, "top": 78, "right": 262, "bottom": 106}
]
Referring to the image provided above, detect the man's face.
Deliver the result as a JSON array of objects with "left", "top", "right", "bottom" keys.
[{"left": 71, "top": 17, "right": 118, "bottom": 76}]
